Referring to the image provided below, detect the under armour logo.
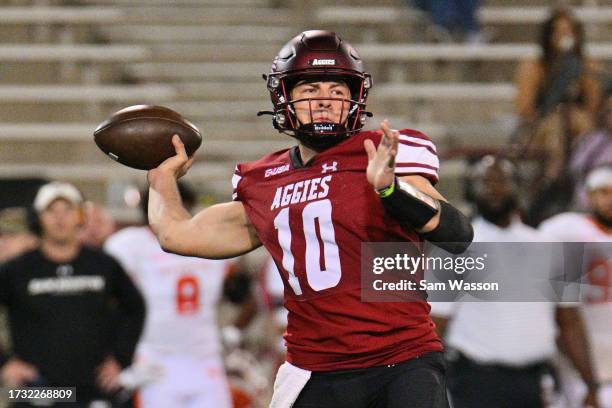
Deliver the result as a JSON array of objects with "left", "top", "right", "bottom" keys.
[
  {"left": 321, "top": 161, "right": 338, "bottom": 174},
  {"left": 56, "top": 265, "right": 73, "bottom": 277}
]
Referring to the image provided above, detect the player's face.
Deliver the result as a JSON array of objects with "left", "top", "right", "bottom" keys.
[
  {"left": 475, "top": 167, "right": 515, "bottom": 208},
  {"left": 473, "top": 163, "right": 518, "bottom": 224},
  {"left": 589, "top": 186, "right": 612, "bottom": 224},
  {"left": 39, "top": 199, "right": 82, "bottom": 244},
  {"left": 290, "top": 81, "right": 351, "bottom": 126}
]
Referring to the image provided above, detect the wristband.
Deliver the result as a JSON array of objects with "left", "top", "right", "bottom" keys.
[{"left": 376, "top": 180, "right": 396, "bottom": 198}]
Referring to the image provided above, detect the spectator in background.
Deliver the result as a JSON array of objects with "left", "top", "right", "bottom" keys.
[
  {"left": 0, "top": 207, "right": 38, "bottom": 264},
  {"left": 0, "top": 208, "right": 38, "bottom": 406},
  {"left": 515, "top": 8, "right": 602, "bottom": 225},
  {"left": 539, "top": 166, "right": 612, "bottom": 407},
  {"left": 410, "top": 0, "right": 484, "bottom": 43},
  {"left": 431, "top": 156, "right": 599, "bottom": 408},
  {"left": 0, "top": 181, "right": 145, "bottom": 407},
  {"left": 78, "top": 201, "right": 116, "bottom": 249},
  {"left": 569, "top": 85, "right": 612, "bottom": 210}
]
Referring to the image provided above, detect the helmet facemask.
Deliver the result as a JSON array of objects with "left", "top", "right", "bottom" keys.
[{"left": 267, "top": 72, "right": 372, "bottom": 151}]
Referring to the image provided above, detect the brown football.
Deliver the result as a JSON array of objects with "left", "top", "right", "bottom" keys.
[{"left": 94, "top": 105, "right": 202, "bottom": 170}]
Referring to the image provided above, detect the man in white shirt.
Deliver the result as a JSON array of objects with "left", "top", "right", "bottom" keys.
[
  {"left": 540, "top": 166, "right": 612, "bottom": 408},
  {"left": 430, "top": 156, "right": 599, "bottom": 408}
]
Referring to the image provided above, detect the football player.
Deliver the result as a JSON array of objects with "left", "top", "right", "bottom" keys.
[
  {"left": 540, "top": 166, "right": 612, "bottom": 407},
  {"left": 147, "top": 30, "right": 473, "bottom": 407}
]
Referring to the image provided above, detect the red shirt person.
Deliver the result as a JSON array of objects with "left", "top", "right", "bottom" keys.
[{"left": 147, "top": 30, "right": 472, "bottom": 407}]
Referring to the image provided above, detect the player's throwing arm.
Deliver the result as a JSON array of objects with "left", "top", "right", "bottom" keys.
[{"left": 147, "top": 135, "right": 261, "bottom": 259}]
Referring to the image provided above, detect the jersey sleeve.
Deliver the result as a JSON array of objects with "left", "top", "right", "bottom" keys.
[
  {"left": 232, "top": 165, "right": 243, "bottom": 201},
  {"left": 394, "top": 130, "right": 439, "bottom": 185}
]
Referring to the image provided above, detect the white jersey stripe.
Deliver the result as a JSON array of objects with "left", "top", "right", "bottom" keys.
[
  {"left": 399, "top": 135, "right": 437, "bottom": 153},
  {"left": 396, "top": 148, "right": 439, "bottom": 169},
  {"left": 395, "top": 166, "right": 438, "bottom": 176},
  {"left": 231, "top": 165, "right": 242, "bottom": 201},
  {"left": 394, "top": 132, "right": 439, "bottom": 182},
  {"left": 231, "top": 173, "right": 242, "bottom": 190}
]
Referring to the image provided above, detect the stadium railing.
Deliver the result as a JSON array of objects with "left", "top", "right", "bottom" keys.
[
  {"left": 0, "top": 7, "right": 123, "bottom": 24},
  {"left": 0, "top": 84, "right": 176, "bottom": 102},
  {"left": 0, "top": 44, "right": 150, "bottom": 62},
  {"left": 315, "top": 6, "right": 612, "bottom": 25}
]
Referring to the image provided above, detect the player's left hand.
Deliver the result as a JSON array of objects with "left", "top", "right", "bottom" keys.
[
  {"left": 364, "top": 119, "right": 399, "bottom": 191},
  {"left": 96, "top": 356, "right": 123, "bottom": 393}
]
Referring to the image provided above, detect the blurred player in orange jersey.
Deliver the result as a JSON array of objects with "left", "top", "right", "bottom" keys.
[
  {"left": 540, "top": 166, "right": 612, "bottom": 408},
  {"left": 105, "top": 182, "right": 256, "bottom": 408}
]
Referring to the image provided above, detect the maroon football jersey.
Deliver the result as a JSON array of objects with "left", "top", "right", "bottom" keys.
[{"left": 233, "top": 129, "right": 443, "bottom": 371}]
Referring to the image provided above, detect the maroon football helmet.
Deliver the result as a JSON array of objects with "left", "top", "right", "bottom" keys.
[{"left": 259, "top": 30, "right": 372, "bottom": 151}]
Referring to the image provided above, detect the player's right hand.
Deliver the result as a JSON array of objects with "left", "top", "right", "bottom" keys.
[
  {"left": 148, "top": 134, "right": 195, "bottom": 184},
  {"left": 0, "top": 358, "right": 39, "bottom": 387}
]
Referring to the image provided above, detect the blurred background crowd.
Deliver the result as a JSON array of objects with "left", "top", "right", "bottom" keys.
[{"left": 0, "top": 0, "right": 611, "bottom": 407}]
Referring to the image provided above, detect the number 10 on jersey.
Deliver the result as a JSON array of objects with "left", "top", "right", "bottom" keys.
[{"left": 274, "top": 199, "right": 342, "bottom": 295}]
